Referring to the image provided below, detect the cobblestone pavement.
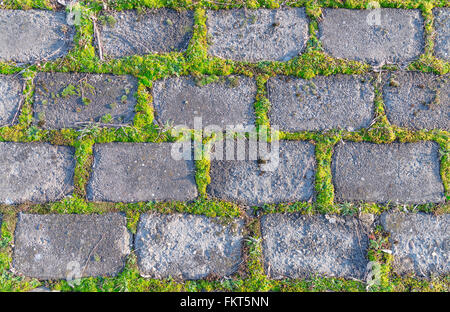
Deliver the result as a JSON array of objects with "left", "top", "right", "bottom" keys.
[{"left": 0, "top": 1, "right": 448, "bottom": 292}]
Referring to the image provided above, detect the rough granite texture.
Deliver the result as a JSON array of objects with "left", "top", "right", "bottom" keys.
[
  {"left": 206, "top": 8, "right": 309, "bottom": 62},
  {"left": 100, "top": 9, "right": 194, "bottom": 58},
  {"left": 381, "top": 213, "right": 449, "bottom": 278},
  {"left": 0, "top": 74, "right": 23, "bottom": 126},
  {"left": 87, "top": 143, "right": 197, "bottom": 202},
  {"left": 207, "top": 141, "right": 316, "bottom": 206},
  {"left": 319, "top": 8, "right": 424, "bottom": 65},
  {"left": 332, "top": 142, "right": 445, "bottom": 204},
  {"left": 0, "top": 143, "right": 75, "bottom": 204},
  {"left": 261, "top": 213, "right": 372, "bottom": 279},
  {"left": 382, "top": 71, "right": 449, "bottom": 131},
  {"left": 434, "top": 8, "right": 449, "bottom": 60},
  {"left": 33, "top": 72, "right": 138, "bottom": 129},
  {"left": 0, "top": 10, "right": 74, "bottom": 63},
  {"left": 12, "top": 213, "right": 131, "bottom": 280},
  {"left": 135, "top": 213, "right": 244, "bottom": 279},
  {"left": 268, "top": 75, "right": 375, "bottom": 131},
  {"left": 152, "top": 76, "right": 256, "bottom": 129}
]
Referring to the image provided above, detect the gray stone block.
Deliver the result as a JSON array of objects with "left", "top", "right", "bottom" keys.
[
  {"left": 87, "top": 143, "right": 197, "bottom": 202},
  {"left": 319, "top": 8, "right": 424, "bottom": 65},
  {"left": 434, "top": 8, "right": 450, "bottom": 60},
  {"left": 100, "top": 9, "right": 194, "bottom": 58},
  {"left": 383, "top": 71, "right": 449, "bottom": 131},
  {"left": 152, "top": 76, "right": 256, "bottom": 129},
  {"left": 0, "top": 10, "right": 74, "bottom": 63},
  {"left": 268, "top": 75, "right": 375, "bottom": 131},
  {"left": 206, "top": 8, "right": 309, "bottom": 62},
  {"left": 12, "top": 213, "right": 131, "bottom": 279},
  {"left": 381, "top": 212, "right": 449, "bottom": 277},
  {"left": 0, "top": 74, "right": 23, "bottom": 126},
  {"left": 0, "top": 143, "right": 75, "bottom": 204},
  {"left": 33, "top": 72, "right": 137, "bottom": 129},
  {"left": 332, "top": 142, "right": 445, "bottom": 204},
  {"left": 135, "top": 213, "right": 244, "bottom": 279},
  {"left": 207, "top": 141, "right": 316, "bottom": 206},
  {"left": 261, "top": 213, "right": 372, "bottom": 279}
]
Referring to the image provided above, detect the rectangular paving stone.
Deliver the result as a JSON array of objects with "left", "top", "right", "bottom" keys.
[
  {"left": 332, "top": 142, "right": 445, "bottom": 204},
  {"left": 383, "top": 71, "right": 449, "bottom": 131},
  {"left": 0, "top": 10, "right": 74, "bottom": 63},
  {"left": 261, "top": 214, "right": 372, "bottom": 279},
  {"left": 268, "top": 75, "right": 375, "bottom": 132},
  {"left": 12, "top": 213, "right": 131, "bottom": 279},
  {"left": 207, "top": 141, "right": 316, "bottom": 206},
  {"left": 87, "top": 143, "right": 197, "bottom": 203},
  {"left": 319, "top": 9, "right": 424, "bottom": 65},
  {"left": 100, "top": 9, "right": 194, "bottom": 58},
  {"left": 0, "top": 74, "right": 23, "bottom": 126},
  {"left": 33, "top": 72, "right": 138, "bottom": 129},
  {"left": 135, "top": 213, "right": 244, "bottom": 279},
  {"left": 152, "top": 76, "right": 256, "bottom": 129},
  {"left": 434, "top": 8, "right": 449, "bottom": 60},
  {"left": 206, "top": 8, "right": 309, "bottom": 62},
  {"left": 381, "top": 212, "right": 449, "bottom": 278},
  {"left": 0, "top": 143, "right": 75, "bottom": 204}
]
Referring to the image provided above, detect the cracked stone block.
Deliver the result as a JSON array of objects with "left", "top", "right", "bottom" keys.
[
  {"left": 383, "top": 71, "right": 449, "bottom": 131},
  {"left": 12, "top": 213, "right": 131, "bottom": 279},
  {"left": 206, "top": 8, "right": 309, "bottom": 62},
  {"left": 381, "top": 212, "right": 449, "bottom": 278},
  {"left": 0, "top": 10, "right": 74, "bottom": 63},
  {"left": 0, "top": 74, "right": 23, "bottom": 126},
  {"left": 434, "top": 8, "right": 450, "bottom": 60},
  {"left": 135, "top": 213, "right": 244, "bottom": 279},
  {"left": 261, "top": 213, "right": 372, "bottom": 279},
  {"left": 33, "top": 72, "right": 138, "bottom": 129},
  {"left": 207, "top": 141, "right": 316, "bottom": 206},
  {"left": 87, "top": 143, "right": 197, "bottom": 202},
  {"left": 268, "top": 75, "right": 375, "bottom": 132},
  {"left": 0, "top": 143, "right": 75, "bottom": 204},
  {"left": 100, "top": 9, "right": 194, "bottom": 58},
  {"left": 319, "top": 8, "right": 424, "bottom": 65},
  {"left": 332, "top": 142, "right": 445, "bottom": 204},
  {"left": 152, "top": 76, "right": 256, "bottom": 129}
]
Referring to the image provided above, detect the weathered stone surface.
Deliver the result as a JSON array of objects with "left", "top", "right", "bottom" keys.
[
  {"left": 33, "top": 72, "right": 138, "bottom": 129},
  {"left": 206, "top": 8, "right": 309, "bottom": 62},
  {"left": 434, "top": 8, "right": 450, "bottom": 60},
  {"left": 268, "top": 75, "right": 375, "bottom": 131},
  {"left": 135, "top": 213, "right": 244, "bottom": 279},
  {"left": 261, "top": 213, "right": 372, "bottom": 279},
  {"left": 0, "top": 10, "right": 74, "bottom": 63},
  {"left": 332, "top": 142, "right": 445, "bottom": 204},
  {"left": 0, "top": 143, "right": 75, "bottom": 204},
  {"left": 100, "top": 9, "right": 194, "bottom": 58},
  {"left": 152, "top": 76, "right": 256, "bottom": 129},
  {"left": 0, "top": 75, "right": 23, "bottom": 126},
  {"left": 381, "top": 212, "right": 449, "bottom": 277},
  {"left": 207, "top": 141, "right": 316, "bottom": 206},
  {"left": 319, "top": 9, "right": 424, "bottom": 65},
  {"left": 87, "top": 143, "right": 197, "bottom": 202},
  {"left": 12, "top": 213, "right": 131, "bottom": 279},
  {"left": 383, "top": 72, "right": 449, "bottom": 131}
]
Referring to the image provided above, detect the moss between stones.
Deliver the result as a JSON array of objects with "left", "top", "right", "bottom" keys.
[{"left": 0, "top": 0, "right": 448, "bottom": 291}]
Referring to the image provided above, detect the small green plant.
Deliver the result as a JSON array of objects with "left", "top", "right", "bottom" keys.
[
  {"left": 61, "top": 84, "right": 78, "bottom": 98},
  {"left": 82, "top": 97, "right": 91, "bottom": 106},
  {"left": 101, "top": 114, "right": 113, "bottom": 123}
]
